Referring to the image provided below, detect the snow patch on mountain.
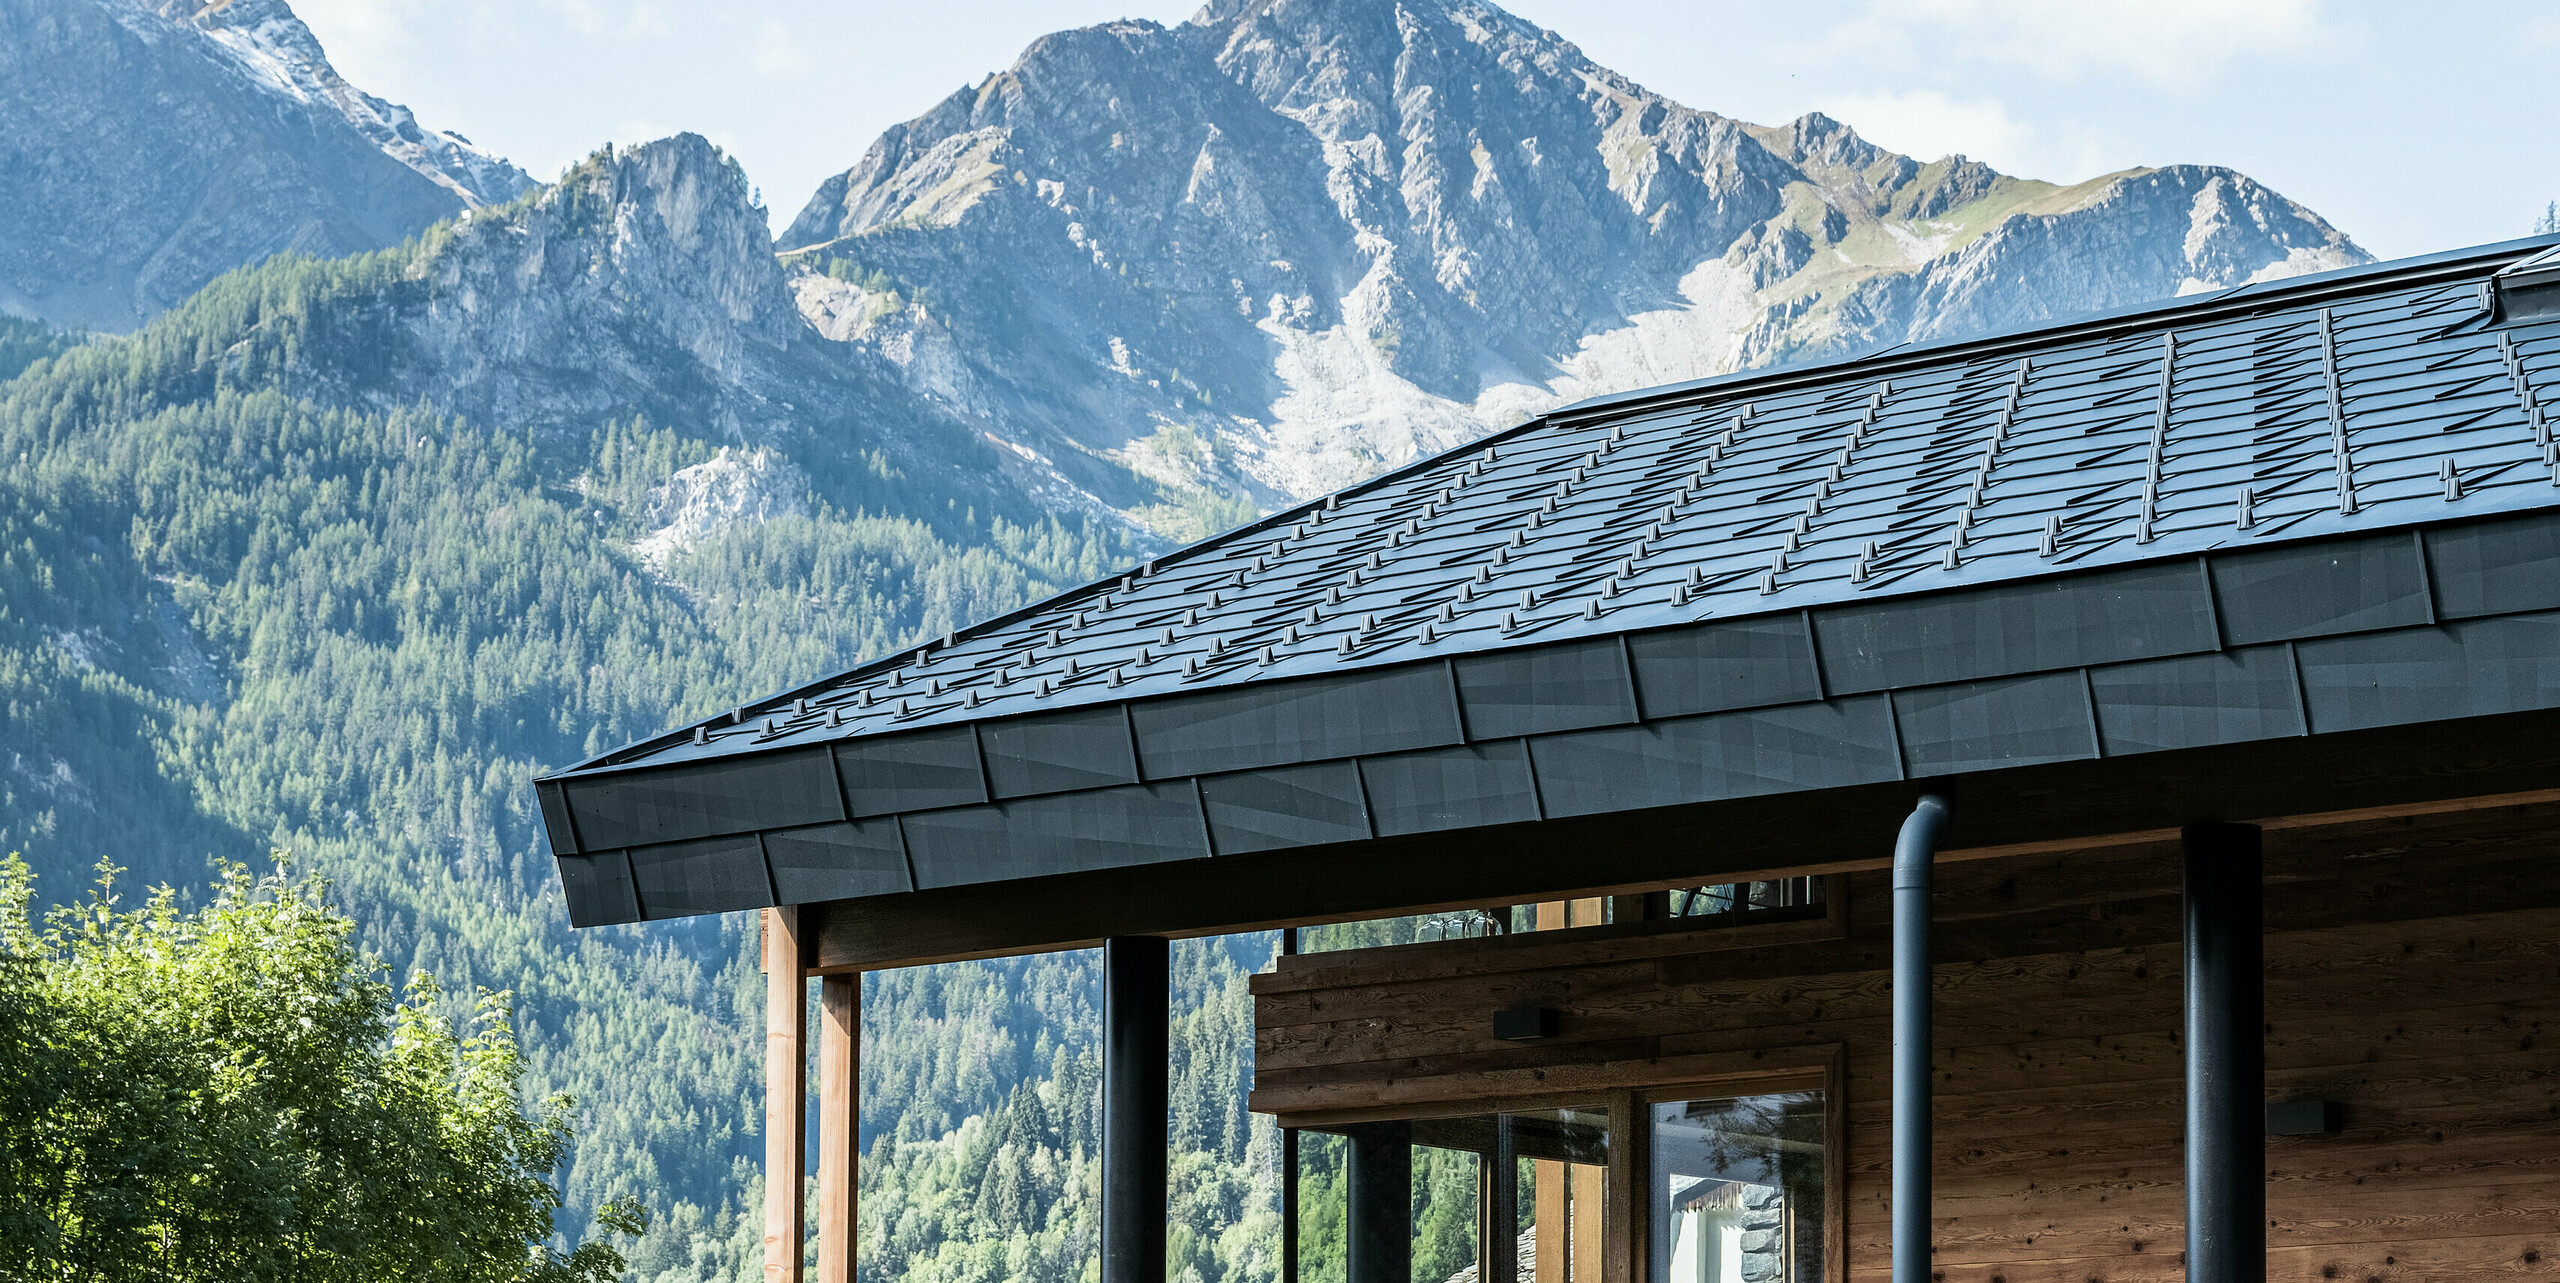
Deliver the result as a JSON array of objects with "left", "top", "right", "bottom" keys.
[
  {"left": 104, "top": 0, "right": 529, "bottom": 207},
  {"left": 633, "top": 448, "right": 809, "bottom": 572}
]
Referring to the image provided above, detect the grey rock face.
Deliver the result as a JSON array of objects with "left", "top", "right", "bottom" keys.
[
  {"left": 223, "top": 133, "right": 1033, "bottom": 522},
  {"left": 1, "top": 0, "right": 2370, "bottom": 537},
  {"left": 780, "top": 0, "right": 2368, "bottom": 529},
  {"left": 370, "top": 136, "right": 811, "bottom": 435},
  {"left": 0, "top": 0, "right": 530, "bottom": 332}
]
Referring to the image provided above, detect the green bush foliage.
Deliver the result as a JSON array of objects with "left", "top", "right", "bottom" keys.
[{"left": 0, "top": 854, "right": 644, "bottom": 1282}]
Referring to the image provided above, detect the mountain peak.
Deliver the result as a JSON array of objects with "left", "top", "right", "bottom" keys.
[
  {"left": 1756, "top": 110, "right": 1887, "bottom": 172},
  {"left": 777, "top": 0, "right": 2367, "bottom": 529},
  {"left": 0, "top": 0, "right": 530, "bottom": 330},
  {"left": 145, "top": 0, "right": 531, "bottom": 208}
]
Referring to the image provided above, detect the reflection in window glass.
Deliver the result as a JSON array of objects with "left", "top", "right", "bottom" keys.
[
  {"left": 1662, "top": 877, "right": 1823, "bottom": 919},
  {"left": 1295, "top": 879, "right": 1830, "bottom": 954},
  {"left": 1507, "top": 1107, "right": 1607, "bottom": 1283},
  {"left": 1378, "top": 1106, "right": 1605, "bottom": 1283},
  {"left": 1413, "top": 1138, "right": 1480, "bottom": 1283},
  {"left": 1647, "top": 1092, "right": 1825, "bottom": 1283}
]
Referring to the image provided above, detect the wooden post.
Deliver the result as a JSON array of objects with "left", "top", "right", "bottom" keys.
[
  {"left": 764, "top": 907, "right": 806, "bottom": 1283},
  {"left": 1603, "top": 1092, "right": 1644, "bottom": 1283},
  {"left": 1534, "top": 1159, "right": 1566, "bottom": 1283},
  {"left": 816, "top": 973, "right": 858, "bottom": 1283},
  {"left": 1569, "top": 1163, "right": 1603, "bottom": 1283},
  {"left": 1536, "top": 897, "right": 1607, "bottom": 932}
]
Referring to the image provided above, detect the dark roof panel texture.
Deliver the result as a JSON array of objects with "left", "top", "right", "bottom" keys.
[{"left": 541, "top": 238, "right": 2560, "bottom": 927}]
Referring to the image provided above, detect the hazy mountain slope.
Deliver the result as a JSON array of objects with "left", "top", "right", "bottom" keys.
[
  {"left": 0, "top": 0, "right": 530, "bottom": 332},
  {"left": 0, "top": 1, "right": 2391, "bottom": 1279},
  {"left": 781, "top": 0, "right": 2368, "bottom": 524},
  {"left": 0, "top": 136, "right": 1141, "bottom": 1278}
]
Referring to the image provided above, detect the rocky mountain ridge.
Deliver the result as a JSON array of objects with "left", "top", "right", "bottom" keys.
[
  {"left": 0, "top": 2, "right": 2386, "bottom": 1274},
  {"left": 161, "top": 133, "right": 1049, "bottom": 548},
  {"left": 780, "top": 0, "right": 2367, "bottom": 528},
  {"left": 0, "top": 0, "right": 530, "bottom": 331},
  {"left": 0, "top": 0, "right": 2371, "bottom": 539}
]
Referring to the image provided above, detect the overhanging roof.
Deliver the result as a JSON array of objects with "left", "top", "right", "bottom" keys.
[{"left": 538, "top": 235, "right": 2560, "bottom": 939}]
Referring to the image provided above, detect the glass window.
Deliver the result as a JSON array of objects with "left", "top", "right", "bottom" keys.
[
  {"left": 1298, "top": 1106, "right": 1606, "bottom": 1283},
  {"left": 1292, "top": 880, "right": 1828, "bottom": 954},
  {"left": 1297, "top": 1095, "right": 1826, "bottom": 1283},
  {"left": 1661, "top": 877, "right": 1824, "bottom": 921},
  {"left": 1647, "top": 1092, "right": 1826, "bottom": 1283},
  {"left": 1514, "top": 1107, "right": 1608, "bottom": 1283}
]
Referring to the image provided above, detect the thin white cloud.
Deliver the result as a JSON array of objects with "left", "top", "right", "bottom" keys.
[
  {"left": 1816, "top": 89, "right": 2134, "bottom": 184},
  {"left": 284, "top": 0, "right": 420, "bottom": 80},
  {"left": 1814, "top": 89, "right": 2034, "bottom": 171},
  {"left": 752, "top": 19, "right": 815, "bottom": 77},
  {"left": 1838, "top": 0, "right": 2342, "bottom": 89}
]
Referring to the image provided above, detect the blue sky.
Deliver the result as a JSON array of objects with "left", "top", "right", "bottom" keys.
[{"left": 293, "top": 0, "right": 2559, "bottom": 259}]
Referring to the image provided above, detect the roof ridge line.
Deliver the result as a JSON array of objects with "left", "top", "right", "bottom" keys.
[{"left": 1547, "top": 234, "right": 2560, "bottom": 427}]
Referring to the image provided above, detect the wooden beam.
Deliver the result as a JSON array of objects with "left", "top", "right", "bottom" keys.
[
  {"left": 763, "top": 907, "right": 806, "bottom": 1283},
  {"left": 1602, "top": 1091, "right": 1641, "bottom": 1283},
  {"left": 804, "top": 709, "right": 2560, "bottom": 972},
  {"left": 816, "top": 973, "right": 857, "bottom": 1283},
  {"left": 1258, "top": 1049, "right": 1836, "bottom": 1129},
  {"left": 1255, "top": 907, "right": 1844, "bottom": 995}
]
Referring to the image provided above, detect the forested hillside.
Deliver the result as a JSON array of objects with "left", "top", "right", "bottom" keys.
[
  {"left": 0, "top": 231, "right": 1172, "bottom": 1281},
  {"left": 0, "top": 3, "right": 2398, "bottom": 1281}
]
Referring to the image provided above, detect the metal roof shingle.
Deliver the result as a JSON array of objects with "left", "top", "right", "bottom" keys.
[{"left": 554, "top": 235, "right": 2560, "bottom": 781}]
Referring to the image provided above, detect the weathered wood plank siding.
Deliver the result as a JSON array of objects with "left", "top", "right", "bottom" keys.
[{"left": 1252, "top": 804, "right": 2560, "bottom": 1281}]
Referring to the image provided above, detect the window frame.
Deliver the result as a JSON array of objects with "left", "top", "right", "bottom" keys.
[
  {"left": 1283, "top": 1046, "right": 1846, "bottom": 1283},
  {"left": 1634, "top": 1053, "right": 1846, "bottom": 1283}
]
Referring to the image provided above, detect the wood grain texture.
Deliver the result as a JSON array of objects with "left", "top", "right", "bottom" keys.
[
  {"left": 817, "top": 973, "right": 856, "bottom": 1283},
  {"left": 763, "top": 907, "right": 805, "bottom": 1283},
  {"left": 1255, "top": 804, "right": 2560, "bottom": 1281}
]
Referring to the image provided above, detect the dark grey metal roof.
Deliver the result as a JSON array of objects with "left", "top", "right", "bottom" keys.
[{"left": 538, "top": 236, "right": 2560, "bottom": 930}]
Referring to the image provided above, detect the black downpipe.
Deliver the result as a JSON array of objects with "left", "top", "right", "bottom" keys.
[
  {"left": 2183, "top": 823, "right": 2265, "bottom": 1283},
  {"left": 1280, "top": 927, "right": 1300, "bottom": 1283},
  {"left": 1893, "top": 794, "right": 1952, "bottom": 1283},
  {"left": 1346, "top": 1122, "right": 1412, "bottom": 1283},
  {"left": 1101, "top": 936, "right": 1169, "bottom": 1283}
]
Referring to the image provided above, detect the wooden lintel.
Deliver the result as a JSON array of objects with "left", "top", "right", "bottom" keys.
[{"left": 1258, "top": 1046, "right": 1838, "bottom": 1128}]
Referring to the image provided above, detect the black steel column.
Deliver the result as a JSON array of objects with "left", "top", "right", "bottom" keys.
[
  {"left": 1102, "top": 936, "right": 1169, "bottom": 1283},
  {"left": 2183, "top": 823, "right": 2264, "bottom": 1283},
  {"left": 1346, "top": 1122, "right": 1412, "bottom": 1283},
  {"left": 1280, "top": 928, "right": 1300, "bottom": 1283},
  {"left": 1479, "top": 1116, "right": 1517, "bottom": 1283}
]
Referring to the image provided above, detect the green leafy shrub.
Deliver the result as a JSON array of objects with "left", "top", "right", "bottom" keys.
[{"left": 0, "top": 855, "right": 643, "bottom": 1282}]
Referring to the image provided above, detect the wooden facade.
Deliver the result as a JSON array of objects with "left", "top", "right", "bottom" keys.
[{"left": 1251, "top": 795, "right": 2560, "bottom": 1282}]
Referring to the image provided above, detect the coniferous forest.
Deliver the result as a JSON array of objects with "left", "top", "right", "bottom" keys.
[
  {"left": 0, "top": 4, "right": 2470, "bottom": 1277},
  {"left": 0, "top": 232, "right": 1483, "bottom": 1282}
]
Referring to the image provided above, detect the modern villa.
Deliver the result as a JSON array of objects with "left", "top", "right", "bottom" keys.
[{"left": 539, "top": 233, "right": 2560, "bottom": 1283}]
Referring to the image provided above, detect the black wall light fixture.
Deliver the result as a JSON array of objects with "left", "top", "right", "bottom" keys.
[
  {"left": 2266, "top": 1100, "right": 2345, "bottom": 1136},
  {"left": 1491, "top": 1004, "right": 1560, "bottom": 1041}
]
